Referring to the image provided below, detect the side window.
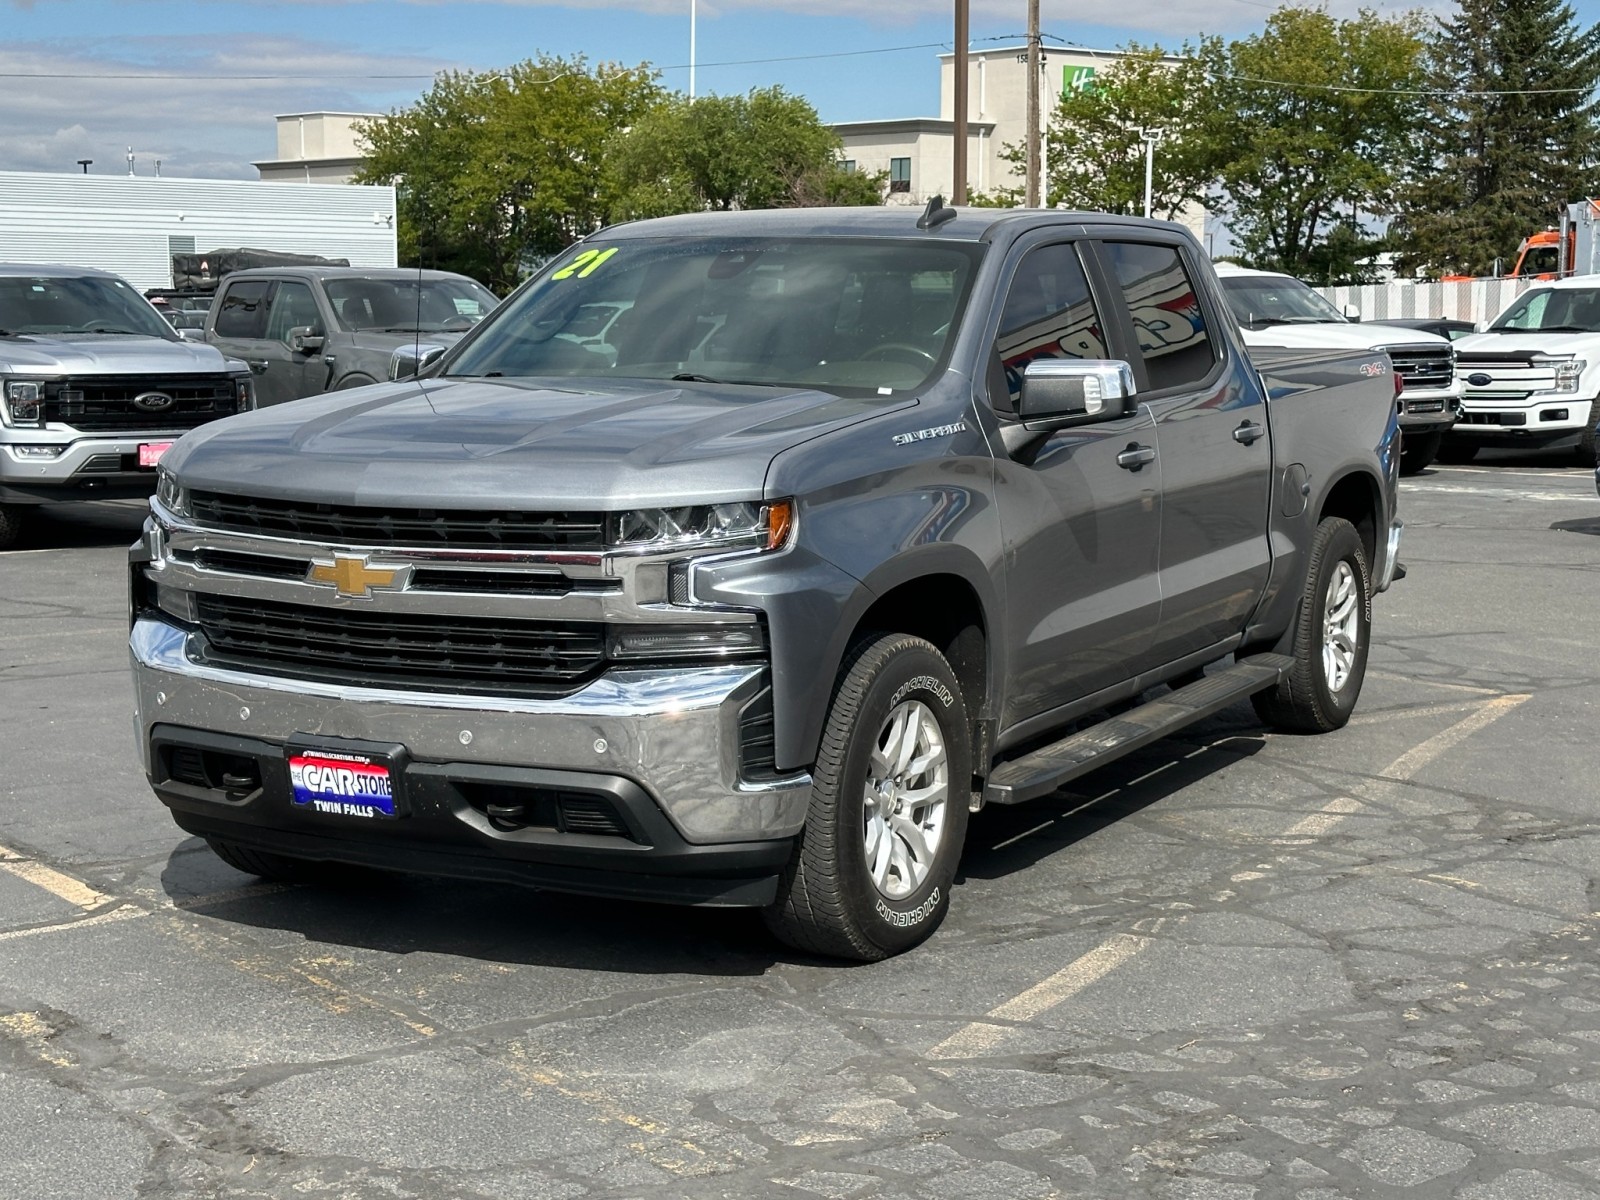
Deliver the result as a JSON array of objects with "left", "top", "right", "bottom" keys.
[
  {"left": 994, "top": 242, "right": 1107, "bottom": 410},
  {"left": 212, "top": 281, "right": 270, "bottom": 339},
  {"left": 265, "top": 281, "right": 321, "bottom": 343},
  {"left": 1101, "top": 242, "right": 1218, "bottom": 393}
]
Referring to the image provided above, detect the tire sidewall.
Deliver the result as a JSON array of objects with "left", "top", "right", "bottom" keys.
[
  {"left": 1307, "top": 522, "right": 1372, "bottom": 725},
  {"left": 833, "top": 644, "right": 970, "bottom": 955}
]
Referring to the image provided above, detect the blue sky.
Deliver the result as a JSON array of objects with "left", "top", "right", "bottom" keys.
[{"left": 0, "top": 0, "right": 1580, "bottom": 179}]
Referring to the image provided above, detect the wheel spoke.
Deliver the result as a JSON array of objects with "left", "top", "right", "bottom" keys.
[
  {"left": 891, "top": 707, "right": 920, "bottom": 776},
  {"left": 893, "top": 814, "right": 931, "bottom": 866}
]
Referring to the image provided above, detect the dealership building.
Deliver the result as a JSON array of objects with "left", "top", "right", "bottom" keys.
[{"left": 834, "top": 45, "right": 1205, "bottom": 242}]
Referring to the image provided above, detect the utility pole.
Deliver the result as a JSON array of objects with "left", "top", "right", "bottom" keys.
[
  {"left": 1025, "top": 0, "right": 1041, "bottom": 207},
  {"left": 952, "top": 0, "right": 968, "bottom": 204},
  {"left": 1137, "top": 127, "right": 1163, "bottom": 218}
]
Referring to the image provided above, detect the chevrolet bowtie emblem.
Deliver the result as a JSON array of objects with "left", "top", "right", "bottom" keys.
[{"left": 306, "top": 554, "right": 404, "bottom": 598}]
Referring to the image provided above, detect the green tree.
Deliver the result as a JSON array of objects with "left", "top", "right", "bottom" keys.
[
  {"left": 1391, "top": 0, "right": 1600, "bottom": 277},
  {"left": 978, "top": 44, "right": 1228, "bottom": 219},
  {"left": 1205, "top": 6, "right": 1428, "bottom": 281},
  {"left": 609, "top": 86, "right": 882, "bottom": 218},
  {"left": 355, "top": 55, "right": 663, "bottom": 291}
]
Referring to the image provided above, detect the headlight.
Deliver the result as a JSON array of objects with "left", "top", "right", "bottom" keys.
[
  {"left": 1534, "top": 356, "right": 1586, "bottom": 393},
  {"left": 608, "top": 500, "right": 794, "bottom": 554},
  {"left": 1, "top": 380, "right": 44, "bottom": 428},
  {"left": 235, "top": 375, "right": 256, "bottom": 411},
  {"left": 154, "top": 467, "right": 188, "bottom": 518}
]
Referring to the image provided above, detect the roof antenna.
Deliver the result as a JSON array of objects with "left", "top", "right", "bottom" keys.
[{"left": 917, "top": 194, "right": 957, "bottom": 231}]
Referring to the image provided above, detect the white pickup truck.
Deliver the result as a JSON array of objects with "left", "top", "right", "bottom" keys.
[
  {"left": 1447, "top": 275, "right": 1600, "bottom": 465},
  {"left": 1214, "top": 264, "right": 1460, "bottom": 474}
]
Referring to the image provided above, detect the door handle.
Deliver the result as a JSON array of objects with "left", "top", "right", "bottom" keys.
[
  {"left": 1233, "top": 420, "right": 1265, "bottom": 445},
  {"left": 1117, "top": 442, "right": 1156, "bottom": 471},
  {"left": 245, "top": 359, "right": 269, "bottom": 374}
]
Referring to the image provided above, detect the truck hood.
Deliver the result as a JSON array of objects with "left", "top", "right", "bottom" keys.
[
  {"left": 1238, "top": 323, "right": 1449, "bottom": 351},
  {"left": 345, "top": 329, "right": 469, "bottom": 354},
  {"left": 164, "top": 375, "right": 906, "bottom": 508},
  {"left": 1454, "top": 330, "right": 1600, "bottom": 357},
  {"left": 0, "top": 333, "right": 234, "bottom": 375}
]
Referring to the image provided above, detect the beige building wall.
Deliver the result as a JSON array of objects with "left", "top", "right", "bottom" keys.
[
  {"left": 256, "top": 113, "right": 384, "bottom": 185},
  {"left": 836, "top": 45, "right": 1207, "bottom": 243}
]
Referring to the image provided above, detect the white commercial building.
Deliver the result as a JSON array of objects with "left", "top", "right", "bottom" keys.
[
  {"left": 835, "top": 45, "right": 1205, "bottom": 243},
  {"left": 255, "top": 113, "right": 382, "bottom": 185},
  {"left": 0, "top": 171, "right": 397, "bottom": 293}
]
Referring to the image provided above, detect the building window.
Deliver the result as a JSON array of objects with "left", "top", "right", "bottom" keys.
[
  {"left": 840, "top": 159, "right": 856, "bottom": 173},
  {"left": 889, "top": 157, "right": 911, "bottom": 194}
]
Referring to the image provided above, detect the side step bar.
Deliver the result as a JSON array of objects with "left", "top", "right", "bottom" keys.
[{"left": 982, "top": 653, "right": 1294, "bottom": 806}]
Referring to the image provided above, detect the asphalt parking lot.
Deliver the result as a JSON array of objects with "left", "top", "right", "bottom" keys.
[{"left": 3, "top": 453, "right": 1600, "bottom": 1200}]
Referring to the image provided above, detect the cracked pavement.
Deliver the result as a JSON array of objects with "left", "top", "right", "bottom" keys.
[{"left": 2, "top": 452, "right": 1599, "bottom": 1199}]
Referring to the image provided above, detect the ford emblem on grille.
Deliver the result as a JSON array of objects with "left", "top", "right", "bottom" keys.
[
  {"left": 131, "top": 391, "right": 176, "bottom": 413},
  {"left": 1466, "top": 373, "right": 1493, "bottom": 388}
]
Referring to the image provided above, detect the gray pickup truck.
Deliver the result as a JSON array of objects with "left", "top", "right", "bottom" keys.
[
  {"left": 130, "top": 205, "right": 1403, "bottom": 960},
  {"left": 201, "top": 267, "right": 498, "bottom": 406},
  {"left": 0, "top": 264, "right": 254, "bottom": 550}
]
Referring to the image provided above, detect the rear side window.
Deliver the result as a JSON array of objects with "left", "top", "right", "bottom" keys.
[
  {"left": 994, "top": 242, "right": 1107, "bottom": 409},
  {"left": 213, "top": 281, "right": 271, "bottom": 339},
  {"left": 1102, "top": 242, "right": 1217, "bottom": 392}
]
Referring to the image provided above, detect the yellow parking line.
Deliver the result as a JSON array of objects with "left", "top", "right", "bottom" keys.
[
  {"left": 0, "top": 844, "right": 112, "bottom": 910},
  {"left": 928, "top": 692, "right": 1534, "bottom": 1060},
  {"left": 0, "top": 905, "right": 146, "bottom": 943}
]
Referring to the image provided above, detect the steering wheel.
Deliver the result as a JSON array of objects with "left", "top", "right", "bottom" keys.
[{"left": 863, "top": 342, "right": 937, "bottom": 366}]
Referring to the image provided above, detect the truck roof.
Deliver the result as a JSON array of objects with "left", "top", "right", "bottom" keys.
[
  {"left": 217, "top": 266, "right": 480, "bottom": 283},
  {"left": 0, "top": 262, "right": 126, "bottom": 279},
  {"left": 597, "top": 205, "right": 1196, "bottom": 244}
]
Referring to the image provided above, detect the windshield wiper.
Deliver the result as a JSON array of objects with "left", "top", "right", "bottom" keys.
[
  {"left": 80, "top": 327, "right": 147, "bottom": 335},
  {"left": 1532, "top": 325, "right": 1593, "bottom": 333}
]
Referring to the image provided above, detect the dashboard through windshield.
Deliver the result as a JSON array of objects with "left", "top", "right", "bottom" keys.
[
  {"left": 445, "top": 237, "right": 985, "bottom": 395},
  {"left": 0, "top": 275, "right": 176, "bottom": 339},
  {"left": 1219, "top": 275, "right": 1345, "bottom": 328},
  {"left": 1490, "top": 287, "right": 1600, "bottom": 333}
]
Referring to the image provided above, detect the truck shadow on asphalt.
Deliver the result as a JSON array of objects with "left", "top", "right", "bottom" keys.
[
  {"left": 8, "top": 501, "right": 147, "bottom": 550},
  {"left": 153, "top": 708, "right": 1270, "bottom": 973}
]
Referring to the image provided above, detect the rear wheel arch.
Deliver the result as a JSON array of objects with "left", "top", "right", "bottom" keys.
[{"left": 1317, "top": 469, "right": 1381, "bottom": 575}]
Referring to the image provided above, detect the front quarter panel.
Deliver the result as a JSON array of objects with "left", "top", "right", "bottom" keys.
[{"left": 699, "top": 384, "right": 1002, "bottom": 772}]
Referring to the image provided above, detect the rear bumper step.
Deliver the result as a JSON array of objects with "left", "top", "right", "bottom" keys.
[{"left": 982, "top": 653, "right": 1294, "bottom": 806}]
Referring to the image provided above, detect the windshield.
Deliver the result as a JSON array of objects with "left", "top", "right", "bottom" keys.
[
  {"left": 326, "top": 277, "right": 499, "bottom": 334},
  {"left": 1489, "top": 287, "right": 1600, "bottom": 333},
  {"left": 1219, "top": 275, "right": 1346, "bottom": 327},
  {"left": 445, "top": 237, "right": 985, "bottom": 395},
  {"left": 0, "top": 275, "right": 176, "bottom": 339}
]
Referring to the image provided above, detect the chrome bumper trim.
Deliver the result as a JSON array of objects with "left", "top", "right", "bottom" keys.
[{"left": 129, "top": 615, "right": 811, "bottom": 844}]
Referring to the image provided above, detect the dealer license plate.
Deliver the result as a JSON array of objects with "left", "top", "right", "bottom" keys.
[
  {"left": 288, "top": 749, "right": 396, "bottom": 819},
  {"left": 138, "top": 441, "right": 174, "bottom": 468}
]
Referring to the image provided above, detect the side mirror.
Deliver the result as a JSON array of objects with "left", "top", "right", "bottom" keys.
[
  {"left": 1341, "top": 302, "right": 1362, "bottom": 322},
  {"left": 1474, "top": 320, "right": 1489, "bottom": 334},
  {"left": 289, "top": 326, "right": 325, "bottom": 354},
  {"left": 177, "top": 327, "right": 205, "bottom": 342},
  {"left": 1018, "top": 359, "right": 1137, "bottom": 428},
  {"left": 388, "top": 342, "right": 448, "bottom": 380}
]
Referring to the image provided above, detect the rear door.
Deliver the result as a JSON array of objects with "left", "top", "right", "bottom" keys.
[
  {"left": 986, "top": 234, "right": 1165, "bottom": 727},
  {"left": 1091, "top": 236, "right": 1272, "bottom": 663}
]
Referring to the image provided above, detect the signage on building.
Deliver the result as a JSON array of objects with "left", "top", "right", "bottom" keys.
[{"left": 1064, "top": 65, "right": 1097, "bottom": 96}]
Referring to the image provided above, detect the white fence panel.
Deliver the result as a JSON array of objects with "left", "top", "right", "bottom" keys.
[{"left": 1314, "top": 279, "right": 1538, "bottom": 325}]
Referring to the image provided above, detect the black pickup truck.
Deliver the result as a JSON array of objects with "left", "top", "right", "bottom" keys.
[{"left": 130, "top": 204, "right": 1403, "bottom": 960}]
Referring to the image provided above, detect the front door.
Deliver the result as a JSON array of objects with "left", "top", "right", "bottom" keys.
[
  {"left": 988, "top": 238, "right": 1165, "bottom": 729},
  {"left": 208, "top": 279, "right": 325, "bottom": 407},
  {"left": 1095, "top": 238, "right": 1273, "bottom": 662}
]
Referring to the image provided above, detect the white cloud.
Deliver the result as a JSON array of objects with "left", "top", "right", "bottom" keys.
[{"left": 0, "top": 34, "right": 444, "bottom": 178}]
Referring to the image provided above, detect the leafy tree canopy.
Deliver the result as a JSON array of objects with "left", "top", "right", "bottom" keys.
[
  {"left": 608, "top": 86, "right": 883, "bottom": 219},
  {"left": 354, "top": 56, "right": 663, "bottom": 291}
]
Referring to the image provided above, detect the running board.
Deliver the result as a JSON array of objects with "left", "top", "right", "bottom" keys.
[{"left": 982, "top": 654, "right": 1294, "bottom": 806}]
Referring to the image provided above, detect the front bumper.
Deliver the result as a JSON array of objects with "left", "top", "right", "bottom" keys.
[
  {"left": 1, "top": 435, "right": 167, "bottom": 504},
  {"left": 130, "top": 614, "right": 812, "bottom": 905},
  {"left": 1395, "top": 387, "right": 1459, "bottom": 434},
  {"left": 1450, "top": 395, "right": 1594, "bottom": 447}
]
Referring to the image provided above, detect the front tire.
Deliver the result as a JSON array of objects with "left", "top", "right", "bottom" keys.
[
  {"left": 205, "top": 838, "right": 311, "bottom": 883},
  {"left": 1577, "top": 406, "right": 1599, "bottom": 467},
  {"left": 1252, "top": 517, "right": 1372, "bottom": 734},
  {"left": 0, "top": 504, "right": 22, "bottom": 551},
  {"left": 763, "top": 634, "right": 971, "bottom": 961},
  {"left": 1399, "top": 430, "right": 1443, "bottom": 475}
]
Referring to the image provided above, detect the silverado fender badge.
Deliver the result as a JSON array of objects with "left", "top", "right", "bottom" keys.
[
  {"left": 892, "top": 420, "right": 969, "bottom": 447},
  {"left": 306, "top": 553, "right": 410, "bottom": 599}
]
